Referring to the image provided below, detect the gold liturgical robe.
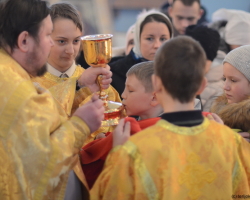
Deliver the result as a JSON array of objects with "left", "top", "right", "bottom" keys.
[
  {"left": 32, "top": 65, "right": 121, "bottom": 143},
  {"left": 91, "top": 119, "right": 250, "bottom": 200},
  {"left": 0, "top": 49, "right": 90, "bottom": 200}
]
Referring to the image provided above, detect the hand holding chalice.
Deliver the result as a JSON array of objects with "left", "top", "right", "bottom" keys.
[{"left": 81, "top": 34, "right": 124, "bottom": 126}]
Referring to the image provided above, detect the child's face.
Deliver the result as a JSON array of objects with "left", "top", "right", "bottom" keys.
[
  {"left": 48, "top": 18, "right": 82, "bottom": 70},
  {"left": 122, "top": 75, "right": 154, "bottom": 117},
  {"left": 223, "top": 62, "right": 250, "bottom": 103},
  {"left": 140, "top": 21, "right": 170, "bottom": 61}
]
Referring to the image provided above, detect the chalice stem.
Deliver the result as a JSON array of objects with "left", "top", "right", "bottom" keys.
[
  {"left": 97, "top": 75, "right": 108, "bottom": 107},
  {"left": 96, "top": 75, "right": 103, "bottom": 97}
]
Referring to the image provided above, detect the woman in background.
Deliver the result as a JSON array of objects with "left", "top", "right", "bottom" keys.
[{"left": 110, "top": 9, "right": 173, "bottom": 97}]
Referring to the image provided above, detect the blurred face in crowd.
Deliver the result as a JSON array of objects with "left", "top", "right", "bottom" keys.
[
  {"left": 140, "top": 21, "right": 171, "bottom": 61},
  {"left": 223, "top": 62, "right": 250, "bottom": 103},
  {"left": 122, "top": 74, "right": 154, "bottom": 119},
  {"left": 126, "top": 38, "right": 134, "bottom": 55},
  {"left": 168, "top": 0, "right": 202, "bottom": 35},
  {"left": 125, "top": 25, "right": 135, "bottom": 55},
  {"left": 48, "top": 18, "right": 82, "bottom": 72}
]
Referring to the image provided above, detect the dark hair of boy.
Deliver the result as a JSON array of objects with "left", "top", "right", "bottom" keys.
[
  {"left": 140, "top": 14, "right": 173, "bottom": 39},
  {"left": 154, "top": 35, "right": 206, "bottom": 103},
  {"left": 172, "top": 0, "right": 201, "bottom": 6},
  {"left": 127, "top": 61, "right": 154, "bottom": 93},
  {"left": 50, "top": 2, "right": 83, "bottom": 32},
  {"left": 185, "top": 25, "right": 220, "bottom": 61},
  {"left": 0, "top": 0, "right": 50, "bottom": 52}
]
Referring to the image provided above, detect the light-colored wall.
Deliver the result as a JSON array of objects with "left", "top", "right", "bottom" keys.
[{"left": 202, "top": 0, "right": 250, "bottom": 22}]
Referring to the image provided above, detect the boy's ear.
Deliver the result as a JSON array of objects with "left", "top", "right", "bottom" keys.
[
  {"left": 196, "top": 77, "right": 207, "bottom": 95},
  {"left": 199, "top": 8, "right": 204, "bottom": 20},
  {"left": 152, "top": 74, "right": 162, "bottom": 93},
  {"left": 150, "top": 92, "right": 159, "bottom": 106},
  {"left": 17, "top": 31, "right": 31, "bottom": 53},
  {"left": 168, "top": 6, "right": 173, "bottom": 18}
]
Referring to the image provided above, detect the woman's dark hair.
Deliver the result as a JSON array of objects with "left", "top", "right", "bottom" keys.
[
  {"left": 140, "top": 14, "right": 173, "bottom": 38},
  {"left": 0, "top": 0, "right": 50, "bottom": 52}
]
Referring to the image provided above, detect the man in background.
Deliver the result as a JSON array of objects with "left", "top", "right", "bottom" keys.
[{"left": 167, "top": 0, "right": 205, "bottom": 36}]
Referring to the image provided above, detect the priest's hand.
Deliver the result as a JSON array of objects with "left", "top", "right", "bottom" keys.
[
  {"left": 77, "top": 64, "right": 112, "bottom": 93},
  {"left": 206, "top": 113, "right": 224, "bottom": 125},
  {"left": 113, "top": 118, "right": 131, "bottom": 148},
  {"left": 73, "top": 94, "right": 104, "bottom": 133},
  {"left": 238, "top": 132, "right": 250, "bottom": 142}
]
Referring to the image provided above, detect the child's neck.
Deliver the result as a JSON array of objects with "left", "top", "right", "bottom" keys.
[
  {"left": 138, "top": 106, "right": 163, "bottom": 121},
  {"left": 160, "top": 93, "right": 195, "bottom": 113},
  {"left": 162, "top": 102, "right": 194, "bottom": 113},
  {"left": 47, "top": 61, "right": 73, "bottom": 73}
]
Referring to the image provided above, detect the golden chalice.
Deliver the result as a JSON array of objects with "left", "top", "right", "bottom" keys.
[{"left": 81, "top": 34, "right": 124, "bottom": 126}]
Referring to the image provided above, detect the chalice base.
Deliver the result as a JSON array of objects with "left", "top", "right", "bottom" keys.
[{"left": 101, "top": 101, "right": 125, "bottom": 127}]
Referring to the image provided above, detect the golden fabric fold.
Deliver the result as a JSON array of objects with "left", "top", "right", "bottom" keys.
[
  {"left": 0, "top": 49, "right": 90, "bottom": 200},
  {"left": 32, "top": 65, "right": 121, "bottom": 143},
  {"left": 32, "top": 64, "right": 121, "bottom": 194},
  {"left": 91, "top": 118, "right": 250, "bottom": 200}
]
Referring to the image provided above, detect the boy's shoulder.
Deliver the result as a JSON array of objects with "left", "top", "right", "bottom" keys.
[{"left": 128, "top": 118, "right": 241, "bottom": 146}]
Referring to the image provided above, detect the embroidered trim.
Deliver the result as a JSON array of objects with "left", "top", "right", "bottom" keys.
[
  {"left": 122, "top": 141, "right": 159, "bottom": 200},
  {"left": 156, "top": 118, "right": 210, "bottom": 136}
]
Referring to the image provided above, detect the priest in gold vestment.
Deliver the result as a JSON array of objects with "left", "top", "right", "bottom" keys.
[
  {"left": 91, "top": 36, "right": 250, "bottom": 199},
  {"left": 0, "top": 0, "right": 105, "bottom": 199}
]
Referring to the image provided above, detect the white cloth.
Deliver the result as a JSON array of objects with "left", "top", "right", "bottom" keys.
[
  {"left": 223, "top": 45, "right": 250, "bottom": 82},
  {"left": 47, "top": 61, "right": 76, "bottom": 77},
  {"left": 212, "top": 8, "right": 250, "bottom": 45},
  {"left": 194, "top": 98, "right": 202, "bottom": 110}
]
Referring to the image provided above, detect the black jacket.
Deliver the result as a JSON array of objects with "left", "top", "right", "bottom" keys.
[{"left": 109, "top": 50, "right": 146, "bottom": 97}]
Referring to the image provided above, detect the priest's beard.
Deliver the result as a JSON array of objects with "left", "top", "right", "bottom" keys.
[
  {"left": 36, "top": 64, "right": 47, "bottom": 77},
  {"left": 26, "top": 46, "right": 48, "bottom": 77}
]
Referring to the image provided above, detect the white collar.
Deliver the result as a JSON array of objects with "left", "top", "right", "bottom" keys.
[{"left": 47, "top": 61, "right": 77, "bottom": 77}]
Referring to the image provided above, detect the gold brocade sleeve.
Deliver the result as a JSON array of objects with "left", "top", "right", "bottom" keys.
[
  {"left": 78, "top": 86, "right": 121, "bottom": 144},
  {"left": 0, "top": 79, "right": 90, "bottom": 200},
  {"left": 234, "top": 136, "right": 250, "bottom": 195},
  {"left": 47, "top": 78, "right": 77, "bottom": 117},
  {"left": 33, "top": 65, "right": 122, "bottom": 144},
  {"left": 90, "top": 141, "right": 158, "bottom": 200}
]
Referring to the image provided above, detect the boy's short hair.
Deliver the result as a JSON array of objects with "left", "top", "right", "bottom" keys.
[
  {"left": 126, "top": 61, "right": 154, "bottom": 93},
  {"left": 185, "top": 25, "right": 220, "bottom": 61},
  {"left": 173, "top": 0, "right": 201, "bottom": 6},
  {"left": 50, "top": 2, "right": 83, "bottom": 32},
  {"left": 154, "top": 36, "right": 206, "bottom": 103}
]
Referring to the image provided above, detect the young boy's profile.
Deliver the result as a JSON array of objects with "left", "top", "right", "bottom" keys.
[
  {"left": 90, "top": 36, "right": 250, "bottom": 199},
  {"left": 81, "top": 61, "right": 163, "bottom": 188}
]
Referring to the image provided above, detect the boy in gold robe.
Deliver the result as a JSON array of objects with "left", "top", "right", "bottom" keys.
[
  {"left": 0, "top": 0, "right": 105, "bottom": 199},
  {"left": 91, "top": 36, "right": 250, "bottom": 199},
  {"left": 30, "top": 3, "right": 120, "bottom": 199},
  {"left": 31, "top": 2, "right": 121, "bottom": 143}
]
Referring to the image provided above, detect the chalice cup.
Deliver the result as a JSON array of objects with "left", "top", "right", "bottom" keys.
[{"left": 81, "top": 34, "right": 124, "bottom": 126}]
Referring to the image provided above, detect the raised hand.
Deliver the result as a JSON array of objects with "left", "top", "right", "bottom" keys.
[
  {"left": 73, "top": 94, "right": 104, "bottom": 133},
  {"left": 112, "top": 118, "right": 131, "bottom": 148},
  {"left": 238, "top": 132, "right": 250, "bottom": 142},
  {"left": 77, "top": 64, "right": 112, "bottom": 93},
  {"left": 206, "top": 113, "right": 224, "bottom": 125}
]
